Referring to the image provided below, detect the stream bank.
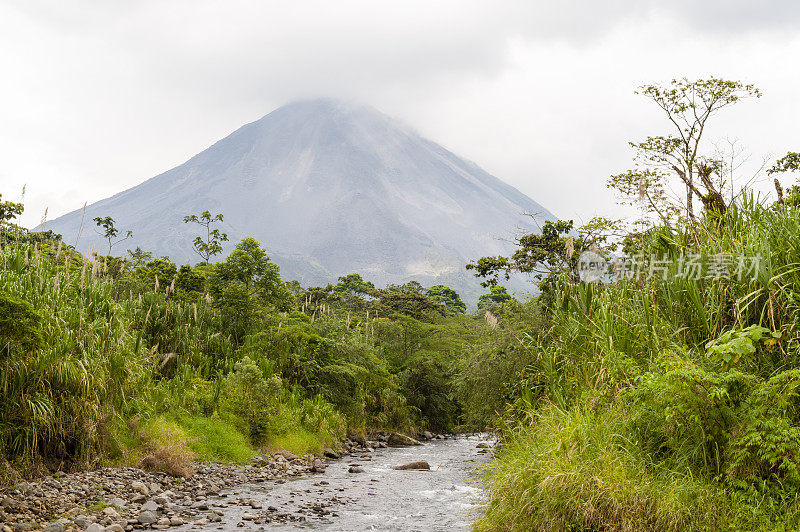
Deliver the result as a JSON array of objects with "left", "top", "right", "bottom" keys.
[{"left": 0, "top": 434, "right": 492, "bottom": 532}]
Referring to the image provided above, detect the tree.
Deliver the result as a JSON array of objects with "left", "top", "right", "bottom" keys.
[
  {"left": 126, "top": 247, "right": 153, "bottom": 269},
  {"left": 609, "top": 78, "right": 761, "bottom": 222},
  {"left": 209, "top": 238, "right": 294, "bottom": 341},
  {"left": 478, "top": 285, "right": 512, "bottom": 312},
  {"left": 135, "top": 258, "right": 177, "bottom": 291},
  {"left": 333, "top": 273, "right": 376, "bottom": 297},
  {"left": 93, "top": 216, "right": 132, "bottom": 255},
  {"left": 467, "top": 220, "right": 579, "bottom": 287},
  {"left": 184, "top": 210, "right": 228, "bottom": 264},
  {"left": 426, "top": 285, "right": 466, "bottom": 314},
  {"left": 0, "top": 194, "right": 24, "bottom": 242},
  {"left": 768, "top": 152, "right": 800, "bottom": 208},
  {"left": 175, "top": 264, "right": 205, "bottom": 295},
  {"left": 212, "top": 237, "right": 293, "bottom": 310}
]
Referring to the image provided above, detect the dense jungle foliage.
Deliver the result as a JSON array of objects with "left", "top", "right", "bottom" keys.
[{"left": 0, "top": 207, "right": 502, "bottom": 482}]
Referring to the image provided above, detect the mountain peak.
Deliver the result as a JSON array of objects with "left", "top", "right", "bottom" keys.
[{"left": 46, "top": 102, "right": 554, "bottom": 304}]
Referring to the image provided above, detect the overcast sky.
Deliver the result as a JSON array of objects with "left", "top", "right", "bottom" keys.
[{"left": 1, "top": 0, "right": 799, "bottom": 228}]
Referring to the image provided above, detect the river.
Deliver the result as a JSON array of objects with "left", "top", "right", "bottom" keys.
[{"left": 184, "top": 434, "right": 492, "bottom": 531}]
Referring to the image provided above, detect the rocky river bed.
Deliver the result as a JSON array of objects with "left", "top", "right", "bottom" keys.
[{"left": 0, "top": 433, "right": 493, "bottom": 532}]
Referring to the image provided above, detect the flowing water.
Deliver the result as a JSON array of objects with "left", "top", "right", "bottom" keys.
[{"left": 195, "top": 434, "right": 492, "bottom": 531}]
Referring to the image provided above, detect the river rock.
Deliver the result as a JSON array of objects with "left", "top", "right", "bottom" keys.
[
  {"left": 423, "top": 431, "right": 434, "bottom": 440},
  {"left": 43, "top": 522, "right": 65, "bottom": 532},
  {"left": 141, "top": 499, "right": 159, "bottom": 512},
  {"left": 311, "top": 459, "right": 326, "bottom": 473},
  {"left": 137, "top": 510, "right": 158, "bottom": 525},
  {"left": 476, "top": 442, "right": 490, "bottom": 449},
  {"left": 323, "top": 448, "right": 339, "bottom": 459},
  {"left": 393, "top": 461, "right": 431, "bottom": 471},
  {"left": 387, "top": 433, "right": 421, "bottom": 447},
  {"left": 106, "top": 497, "right": 125, "bottom": 509},
  {"left": 275, "top": 450, "right": 298, "bottom": 460},
  {"left": 73, "top": 516, "right": 91, "bottom": 529},
  {"left": 130, "top": 481, "right": 149, "bottom": 496},
  {"left": 85, "top": 525, "right": 105, "bottom": 532},
  {"left": 0, "top": 497, "right": 18, "bottom": 510},
  {"left": 347, "top": 466, "right": 364, "bottom": 473},
  {"left": 105, "top": 525, "right": 124, "bottom": 532}
]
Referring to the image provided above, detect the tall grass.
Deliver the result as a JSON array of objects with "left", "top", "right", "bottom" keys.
[
  {"left": 476, "top": 196, "right": 800, "bottom": 530},
  {"left": 0, "top": 243, "right": 150, "bottom": 465}
]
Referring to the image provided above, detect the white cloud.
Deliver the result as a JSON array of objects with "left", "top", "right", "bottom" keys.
[{"left": 1, "top": 0, "right": 799, "bottom": 227}]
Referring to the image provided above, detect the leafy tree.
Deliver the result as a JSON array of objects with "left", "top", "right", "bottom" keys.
[
  {"left": 175, "top": 264, "right": 205, "bottom": 295},
  {"left": 135, "top": 258, "right": 178, "bottom": 291},
  {"left": 93, "top": 216, "right": 132, "bottom": 255},
  {"left": 0, "top": 194, "right": 24, "bottom": 242},
  {"left": 126, "top": 247, "right": 153, "bottom": 269},
  {"left": 467, "top": 220, "right": 579, "bottom": 287},
  {"left": 0, "top": 194, "right": 23, "bottom": 226},
  {"left": 333, "top": 273, "right": 376, "bottom": 297},
  {"left": 212, "top": 237, "right": 293, "bottom": 311},
  {"left": 768, "top": 151, "right": 800, "bottom": 175},
  {"left": 478, "top": 285, "right": 512, "bottom": 312},
  {"left": 468, "top": 217, "right": 626, "bottom": 290},
  {"left": 768, "top": 152, "right": 800, "bottom": 208},
  {"left": 609, "top": 77, "right": 761, "bottom": 222},
  {"left": 184, "top": 210, "right": 228, "bottom": 264},
  {"left": 387, "top": 280, "right": 425, "bottom": 294},
  {"left": 426, "top": 285, "right": 466, "bottom": 314},
  {"left": 375, "top": 289, "right": 444, "bottom": 320}
]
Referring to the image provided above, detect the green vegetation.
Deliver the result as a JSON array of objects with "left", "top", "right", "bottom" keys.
[
  {"left": 0, "top": 200, "right": 495, "bottom": 480},
  {"left": 3, "top": 74, "right": 799, "bottom": 530},
  {"left": 466, "top": 78, "right": 800, "bottom": 530}
]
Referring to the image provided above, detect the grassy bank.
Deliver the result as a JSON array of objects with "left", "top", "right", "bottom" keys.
[{"left": 471, "top": 197, "right": 800, "bottom": 530}]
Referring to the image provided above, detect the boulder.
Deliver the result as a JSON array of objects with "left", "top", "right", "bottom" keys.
[
  {"left": 137, "top": 510, "right": 158, "bottom": 525},
  {"left": 275, "top": 450, "right": 298, "bottom": 460},
  {"left": 387, "top": 432, "right": 421, "bottom": 447},
  {"left": 323, "top": 448, "right": 339, "bottom": 459},
  {"left": 393, "top": 461, "right": 430, "bottom": 471},
  {"left": 348, "top": 466, "right": 364, "bottom": 473},
  {"left": 140, "top": 499, "right": 159, "bottom": 512},
  {"left": 129, "top": 480, "right": 149, "bottom": 496}
]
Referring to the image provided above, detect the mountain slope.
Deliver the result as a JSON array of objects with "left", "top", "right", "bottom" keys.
[{"left": 45, "top": 99, "right": 555, "bottom": 303}]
